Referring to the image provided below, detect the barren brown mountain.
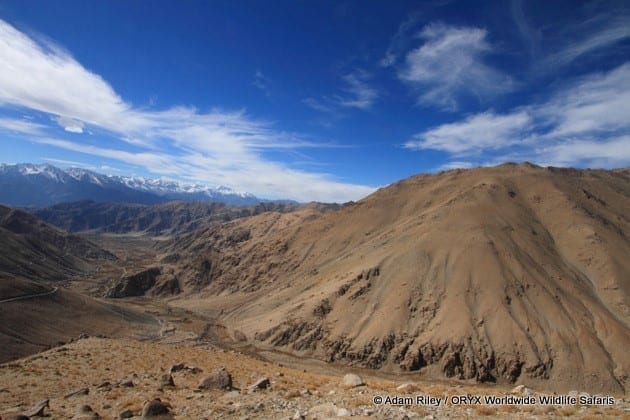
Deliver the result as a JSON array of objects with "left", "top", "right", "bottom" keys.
[
  {"left": 0, "top": 206, "right": 159, "bottom": 362},
  {"left": 161, "top": 163, "right": 630, "bottom": 393}
]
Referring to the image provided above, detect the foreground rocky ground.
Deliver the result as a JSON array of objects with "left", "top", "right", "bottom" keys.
[{"left": 0, "top": 337, "right": 628, "bottom": 419}]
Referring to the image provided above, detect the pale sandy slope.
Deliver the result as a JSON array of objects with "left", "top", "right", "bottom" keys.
[{"left": 167, "top": 163, "right": 630, "bottom": 393}]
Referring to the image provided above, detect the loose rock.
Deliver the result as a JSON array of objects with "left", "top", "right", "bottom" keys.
[
  {"left": 170, "top": 363, "right": 185, "bottom": 373},
  {"left": 341, "top": 373, "right": 364, "bottom": 388},
  {"left": 160, "top": 373, "right": 175, "bottom": 389},
  {"left": 249, "top": 377, "right": 271, "bottom": 391},
  {"left": 119, "top": 409, "right": 134, "bottom": 418},
  {"left": 64, "top": 387, "right": 89, "bottom": 398},
  {"left": 141, "top": 398, "right": 173, "bottom": 419},
  {"left": 24, "top": 399, "right": 49, "bottom": 417},
  {"left": 198, "top": 367, "right": 232, "bottom": 390}
]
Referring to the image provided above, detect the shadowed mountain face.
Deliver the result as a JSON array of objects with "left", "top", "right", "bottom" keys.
[
  {"left": 165, "top": 164, "right": 630, "bottom": 393},
  {"left": 32, "top": 200, "right": 308, "bottom": 235},
  {"left": 0, "top": 205, "right": 116, "bottom": 281},
  {"left": 0, "top": 208, "right": 159, "bottom": 362}
]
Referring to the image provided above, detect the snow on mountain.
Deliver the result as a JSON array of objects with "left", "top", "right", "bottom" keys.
[{"left": 0, "top": 163, "right": 263, "bottom": 207}]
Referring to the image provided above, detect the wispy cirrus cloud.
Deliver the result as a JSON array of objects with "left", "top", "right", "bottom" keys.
[
  {"left": 539, "top": 63, "right": 630, "bottom": 138},
  {"left": 398, "top": 23, "right": 514, "bottom": 111},
  {"left": 304, "top": 69, "right": 378, "bottom": 115},
  {"left": 406, "top": 62, "right": 630, "bottom": 169},
  {"left": 0, "top": 117, "right": 47, "bottom": 135},
  {"left": 380, "top": 12, "right": 423, "bottom": 68},
  {"left": 252, "top": 70, "right": 272, "bottom": 97},
  {"left": 541, "top": 15, "right": 630, "bottom": 71},
  {"left": 336, "top": 71, "right": 378, "bottom": 110},
  {"left": 0, "top": 19, "right": 375, "bottom": 202},
  {"left": 404, "top": 111, "right": 531, "bottom": 155}
]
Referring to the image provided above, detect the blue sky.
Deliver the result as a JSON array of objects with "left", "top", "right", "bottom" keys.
[{"left": 0, "top": 0, "right": 628, "bottom": 202}]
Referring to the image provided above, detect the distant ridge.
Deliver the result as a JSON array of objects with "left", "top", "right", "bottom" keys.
[{"left": 0, "top": 163, "right": 269, "bottom": 207}]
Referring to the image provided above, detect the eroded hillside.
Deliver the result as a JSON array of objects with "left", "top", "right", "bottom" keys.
[{"left": 159, "top": 164, "right": 630, "bottom": 393}]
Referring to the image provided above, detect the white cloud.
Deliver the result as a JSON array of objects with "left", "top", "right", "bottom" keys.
[
  {"left": 302, "top": 97, "right": 336, "bottom": 114},
  {"left": 33, "top": 136, "right": 375, "bottom": 202},
  {"left": 336, "top": 71, "right": 378, "bottom": 110},
  {"left": 42, "top": 157, "right": 94, "bottom": 168},
  {"left": 380, "top": 12, "right": 423, "bottom": 67},
  {"left": 536, "top": 136, "right": 630, "bottom": 168},
  {"left": 543, "top": 17, "right": 630, "bottom": 69},
  {"left": 0, "top": 19, "right": 375, "bottom": 202},
  {"left": 304, "top": 70, "right": 377, "bottom": 114},
  {"left": 55, "top": 116, "right": 84, "bottom": 133},
  {"left": 404, "top": 111, "right": 531, "bottom": 154},
  {"left": 436, "top": 161, "right": 475, "bottom": 171},
  {"left": 539, "top": 63, "right": 630, "bottom": 138},
  {"left": 252, "top": 70, "right": 271, "bottom": 96},
  {"left": 406, "top": 63, "right": 630, "bottom": 170},
  {"left": 399, "top": 23, "right": 513, "bottom": 110},
  {"left": 0, "top": 21, "right": 145, "bottom": 134},
  {"left": 0, "top": 117, "right": 46, "bottom": 135}
]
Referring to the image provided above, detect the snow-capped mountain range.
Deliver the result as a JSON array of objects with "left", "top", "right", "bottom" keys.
[{"left": 0, "top": 163, "right": 262, "bottom": 207}]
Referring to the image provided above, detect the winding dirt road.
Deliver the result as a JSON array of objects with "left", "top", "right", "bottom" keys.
[{"left": 0, "top": 287, "right": 58, "bottom": 304}]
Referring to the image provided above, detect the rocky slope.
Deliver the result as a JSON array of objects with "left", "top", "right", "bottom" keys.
[
  {"left": 0, "top": 205, "right": 116, "bottom": 281},
  {"left": 1, "top": 337, "right": 627, "bottom": 419},
  {"left": 0, "top": 205, "right": 160, "bottom": 363},
  {"left": 32, "top": 200, "right": 311, "bottom": 235},
  {"left": 163, "top": 163, "right": 630, "bottom": 393}
]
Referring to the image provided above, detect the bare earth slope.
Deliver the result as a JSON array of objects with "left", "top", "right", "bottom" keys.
[
  {"left": 166, "top": 164, "right": 630, "bottom": 393},
  {"left": 0, "top": 206, "right": 159, "bottom": 362},
  {"left": 0, "top": 275, "right": 158, "bottom": 363},
  {"left": 0, "top": 205, "right": 116, "bottom": 281}
]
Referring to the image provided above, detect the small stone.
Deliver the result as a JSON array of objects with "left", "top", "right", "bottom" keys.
[
  {"left": 24, "top": 399, "right": 49, "bottom": 417},
  {"left": 102, "top": 404, "right": 111, "bottom": 410},
  {"left": 309, "top": 403, "right": 339, "bottom": 418},
  {"left": 64, "top": 387, "right": 89, "bottom": 398},
  {"left": 341, "top": 373, "right": 364, "bottom": 388},
  {"left": 336, "top": 407, "right": 351, "bottom": 417},
  {"left": 396, "top": 383, "right": 418, "bottom": 392},
  {"left": 198, "top": 367, "right": 232, "bottom": 390},
  {"left": 74, "top": 405, "right": 101, "bottom": 419},
  {"left": 5, "top": 415, "right": 30, "bottom": 420},
  {"left": 292, "top": 409, "right": 305, "bottom": 420},
  {"left": 119, "top": 380, "right": 134, "bottom": 387},
  {"left": 511, "top": 384, "right": 533, "bottom": 395},
  {"left": 160, "top": 374, "right": 175, "bottom": 388},
  {"left": 170, "top": 363, "right": 186, "bottom": 373},
  {"left": 119, "top": 409, "right": 134, "bottom": 418},
  {"left": 96, "top": 381, "right": 111, "bottom": 389},
  {"left": 249, "top": 377, "right": 271, "bottom": 391},
  {"left": 141, "top": 398, "right": 172, "bottom": 419},
  {"left": 79, "top": 405, "right": 94, "bottom": 413}
]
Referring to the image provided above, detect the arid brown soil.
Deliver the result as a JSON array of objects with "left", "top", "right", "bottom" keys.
[{"left": 0, "top": 337, "right": 627, "bottom": 419}]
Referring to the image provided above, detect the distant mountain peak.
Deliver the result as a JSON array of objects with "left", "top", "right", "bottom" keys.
[{"left": 0, "top": 162, "right": 267, "bottom": 207}]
